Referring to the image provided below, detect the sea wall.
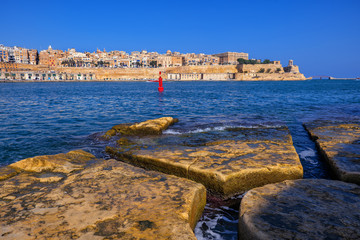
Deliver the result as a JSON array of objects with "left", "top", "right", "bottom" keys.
[
  {"left": 1, "top": 63, "right": 306, "bottom": 81},
  {"left": 235, "top": 72, "right": 306, "bottom": 81},
  {"left": 237, "top": 63, "right": 284, "bottom": 74}
]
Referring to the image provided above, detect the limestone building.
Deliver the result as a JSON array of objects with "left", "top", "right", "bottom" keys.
[{"left": 213, "top": 52, "right": 249, "bottom": 65}]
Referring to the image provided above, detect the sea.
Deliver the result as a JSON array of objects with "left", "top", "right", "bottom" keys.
[{"left": 1, "top": 80, "right": 360, "bottom": 239}]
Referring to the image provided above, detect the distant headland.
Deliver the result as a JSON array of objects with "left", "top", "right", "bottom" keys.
[{"left": 0, "top": 44, "right": 306, "bottom": 81}]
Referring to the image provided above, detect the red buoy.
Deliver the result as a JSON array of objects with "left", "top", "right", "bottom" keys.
[{"left": 158, "top": 71, "right": 164, "bottom": 92}]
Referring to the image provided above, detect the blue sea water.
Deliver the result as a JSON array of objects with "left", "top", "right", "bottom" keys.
[{"left": 1, "top": 80, "right": 360, "bottom": 239}]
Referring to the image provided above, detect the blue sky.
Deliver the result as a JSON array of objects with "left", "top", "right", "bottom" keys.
[{"left": 1, "top": 0, "right": 359, "bottom": 77}]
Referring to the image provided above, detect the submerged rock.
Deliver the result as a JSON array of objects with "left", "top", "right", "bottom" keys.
[
  {"left": 239, "top": 179, "right": 360, "bottom": 240},
  {"left": 0, "top": 152, "right": 206, "bottom": 239},
  {"left": 102, "top": 117, "right": 178, "bottom": 139},
  {"left": 107, "top": 126, "right": 303, "bottom": 197},
  {"left": 304, "top": 121, "right": 360, "bottom": 184}
]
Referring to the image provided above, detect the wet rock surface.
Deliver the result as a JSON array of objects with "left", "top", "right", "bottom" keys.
[
  {"left": 304, "top": 121, "right": 360, "bottom": 184},
  {"left": 239, "top": 179, "right": 360, "bottom": 240},
  {"left": 107, "top": 126, "right": 303, "bottom": 197},
  {"left": 102, "top": 117, "right": 178, "bottom": 139},
  {"left": 0, "top": 151, "right": 206, "bottom": 240}
]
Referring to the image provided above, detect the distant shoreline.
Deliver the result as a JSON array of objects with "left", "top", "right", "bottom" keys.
[
  {"left": 0, "top": 79, "right": 307, "bottom": 83},
  {"left": 0, "top": 78, "right": 358, "bottom": 83}
]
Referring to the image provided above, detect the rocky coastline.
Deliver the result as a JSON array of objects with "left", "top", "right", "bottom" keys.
[{"left": 1, "top": 117, "right": 359, "bottom": 239}]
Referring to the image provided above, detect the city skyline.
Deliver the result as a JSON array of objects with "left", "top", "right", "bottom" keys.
[{"left": 1, "top": 0, "right": 359, "bottom": 77}]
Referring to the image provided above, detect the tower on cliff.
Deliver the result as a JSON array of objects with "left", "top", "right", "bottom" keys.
[{"left": 284, "top": 60, "right": 300, "bottom": 73}]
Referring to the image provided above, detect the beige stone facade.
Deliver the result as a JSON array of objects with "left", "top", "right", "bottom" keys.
[
  {"left": 39, "top": 46, "right": 64, "bottom": 67},
  {"left": 235, "top": 72, "right": 306, "bottom": 81},
  {"left": 171, "top": 56, "right": 183, "bottom": 66},
  {"left": 0, "top": 70, "right": 96, "bottom": 81},
  {"left": 179, "top": 73, "right": 202, "bottom": 80},
  {"left": 213, "top": 52, "right": 249, "bottom": 64},
  {"left": 168, "top": 72, "right": 235, "bottom": 81},
  {"left": 28, "top": 49, "right": 38, "bottom": 65},
  {"left": 283, "top": 60, "right": 300, "bottom": 73},
  {"left": 157, "top": 55, "right": 172, "bottom": 67},
  {"left": 237, "top": 63, "right": 284, "bottom": 74}
]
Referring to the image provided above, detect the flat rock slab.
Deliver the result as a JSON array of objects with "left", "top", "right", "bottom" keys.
[
  {"left": 103, "top": 117, "right": 178, "bottom": 139},
  {"left": 107, "top": 126, "right": 303, "bottom": 197},
  {"left": 304, "top": 121, "right": 360, "bottom": 184},
  {"left": 0, "top": 157, "right": 206, "bottom": 239},
  {"left": 9, "top": 149, "right": 96, "bottom": 174},
  {"left": 239, "top": 179, "right": 360, "bottom": 240}
]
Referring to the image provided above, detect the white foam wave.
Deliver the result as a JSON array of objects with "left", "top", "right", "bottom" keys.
[
  {"left": 195, "top": 215, "right": 224, "bottom": 240},
  {"left": 161, "top": 129, "right": 183, "bottom": 135},
  {"left": 164, "top": 124, "right": 284, "bottom": 135},
  {"left": 298, "top": 147, "right": 316, "bottom": 159}
]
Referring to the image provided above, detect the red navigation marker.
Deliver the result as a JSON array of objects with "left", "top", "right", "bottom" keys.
[{"left": 158, "top": 71, "right": 164, "bottom": 92}]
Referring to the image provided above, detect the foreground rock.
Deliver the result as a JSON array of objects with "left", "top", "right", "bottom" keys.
[
  {"left": 304, "top": 121, "right": 360, "bottom": 184},
  {"left": 239, "top": 179, "right": 360, "bottom": 239},
  {"left": 0, "top": 151, "right": 206, "bottom": 239},
  {"left": 107, "top": 126, "right": 303, "bottom": 197},
  {"left": 9, "top": 150, "right": 96, "bottom": 174},
  {"left": 102, "top": 117, "right": 178, "bottom": 139}
]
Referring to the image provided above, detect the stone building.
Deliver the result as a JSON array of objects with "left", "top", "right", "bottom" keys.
[
  {"left": 13, "top": 47, "right": 29, "bottom": 64},
  {"left": 200, "top": 55, "right": 219, "bottom": 65},
  {"left": 28, "top": 49, "right": 38, "bottom": 65},
  {"left": 0, "top": 47, "right": 9, "bottom": 62},
  {"left": 202, "top": 73, "right": 235, "bottom": 80},
  {"left": 213, "top": 52, "right": 249, "bottom": 65},
  {"left": 167, "top": 73, "right": 180, "bottom": 80},
  {"left": 183, "top": 53, "right": 201, "bottom": 66},
  {"left": 0, "top": 70, "right": 96, "bottom": 81},
  {"left": 157, "top": 55, "right": 172, "bottom": 67},
  {"left": 167, "top": 72, "right": 235, "bottom": 81},
  {"left": 39, "top": 46, "right": 64, "bottom": 66},
  {"left": 171, "top": 56, "right": 183, "bottom": 66}
]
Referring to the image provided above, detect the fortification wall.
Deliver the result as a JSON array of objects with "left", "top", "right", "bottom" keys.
[
  {"left": 27, "top": 64, "right": 238, "bottom": 80},
  {"left": 3, "top": 64, "right": 306, "bottom": 81},
  {"left": 235, "top": 72, "right": 306, "bottom": 81},
  {"left": 165, "top": 65, "right": 238, "bottom": 74},
  {"left": 237, "top": 64, "right": 284, "bottom": 73}
]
